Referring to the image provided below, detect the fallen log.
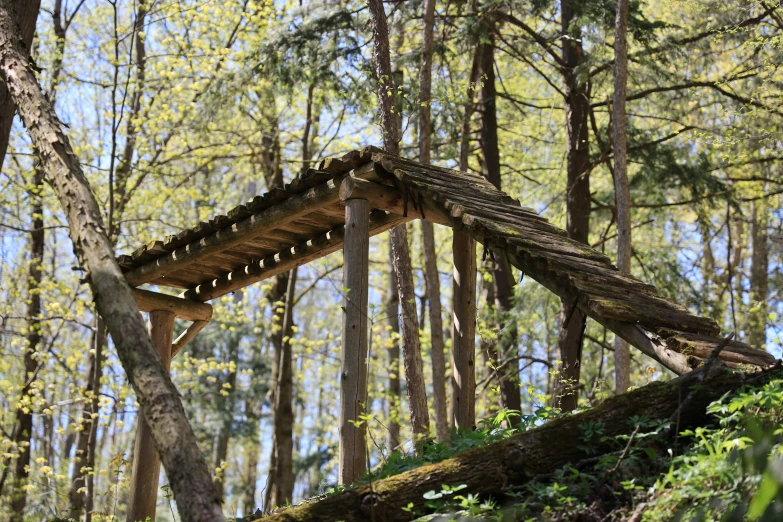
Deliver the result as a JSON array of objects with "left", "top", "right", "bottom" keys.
[{"left": 260, "top": 365, "right": 781, "bottom": 522}]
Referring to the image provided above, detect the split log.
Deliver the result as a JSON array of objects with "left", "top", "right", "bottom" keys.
[{"left": 259, "top": 366, "right": 781, "bottom": 522}]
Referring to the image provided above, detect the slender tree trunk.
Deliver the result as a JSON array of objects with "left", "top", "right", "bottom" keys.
[
  {"left": 0, "top": 4, "right": 224, "bottom": 520},
  {"left": 213, "top": 334, "right": 240, "bottom": 501},
  {"left": 241, "top": 357, "right": 264, "bottom": 516},
  {"left": 386, "top": 261, "right": 401, "bottom": 451},
  {"left": 9, "top": 166, "right": 44, "bottom": 520},
  {"left": 269, "top": 268, "right": 297, "bottom": 508},
  {"left": 242, "top": 425, "right": 261, "bottom": 515},
  {"left": 553, "top": 0, "right": 591, "bottom": 412},
  {"left": 367, "top": 0, "right": 431, "bottom": 445},
  {"left": 112, "top": 0, "right": 147, "bottom": 235},
  {"left": 749, "top": 198, "right": 769, "bottom": 349},
  {"left": 264, "top": 272, "right": 286, "bottom": 510},
  {"left": 68, "top": 321, "right": 104, "bottom": 521},
  {"left": 81, "top": 322, "right": 105, "bottom": 522},
  {"left": 477, "top": 28, "right": 521, "bottom": 414},
  {"left": 301, "top": 83, "right": 315, "bottom": 174},
  {"left": 479, "top": 259, "right": 498, "bottom": 413},
  {"left": 262, "top": 126, "right": 288, "bottom": 510},
  {"left": 418, "top": 0, "right": 448, "bottom": 442},
  {"left": 0, "top": 0, "right": 38, "bottom": 169},
  {"left": 612, "top": 0, "right": 632, "bottom": 395}
]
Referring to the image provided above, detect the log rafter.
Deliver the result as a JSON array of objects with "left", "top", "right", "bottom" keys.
[{"left": 118, "top": 149, "right": 776, "bottom": 371}]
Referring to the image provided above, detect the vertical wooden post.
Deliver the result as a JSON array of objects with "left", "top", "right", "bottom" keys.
[
  {"left": 127, "top": 310, "right": 175, "bottom": 522},
  {"left": 451, "top": 230, "right": 477, "bottom": 429},
  {"left": 338, "top": 198, "right": 370, "bottom": 485}
]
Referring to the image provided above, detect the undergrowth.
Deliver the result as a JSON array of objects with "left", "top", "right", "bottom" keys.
[{"left": 368, "top": 377, "right": 783, "bottom": 521}]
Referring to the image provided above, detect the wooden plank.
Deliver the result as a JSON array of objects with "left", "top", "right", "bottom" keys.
[
  {"left": 181, "top": 210, "right": 412, "bottom": 302},
  {"left": 339, "top": 198, "right": 370, "bottom": 485},
  {"left": 131, "top": 288, "right": 213, "bottom": 322},
  {"left": 124, "top": 176, "right": 347, "bottom": 287},
  {"left": 451, "top": 230, "right": 477, "bottom": 429},
  {"left": 127, "top": 310, "right": 175, "bottom": 522}
]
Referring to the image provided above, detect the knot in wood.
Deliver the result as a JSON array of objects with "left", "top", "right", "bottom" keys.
[
  {"left": 503, "top": 446, "right": 526, "bottom": 484},
  {"left": 360, "top": 492, "right": 382, "bottom": 515}
]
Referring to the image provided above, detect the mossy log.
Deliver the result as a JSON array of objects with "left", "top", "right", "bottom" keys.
[{"left": 259, "top": 366, "right": 780, "bottom": 522}]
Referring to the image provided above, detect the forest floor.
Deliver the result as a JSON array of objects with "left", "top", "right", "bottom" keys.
[{"left": 257, "top": 366, "right": 783, "bottom": 522}]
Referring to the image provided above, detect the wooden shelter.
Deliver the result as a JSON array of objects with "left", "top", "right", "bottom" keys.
[{"left": 120, "top": 147, "right": 775, "bottom": 520}]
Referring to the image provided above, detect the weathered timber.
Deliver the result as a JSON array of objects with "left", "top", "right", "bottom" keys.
[
  {"left": 259, "top": 367, "right": 782, "bottom": 522},
  {"left": 172, "top": 320, "right": 210, "bottom": 357},
  {"left": 125, "top": 177, "right": 347, "bottom": 287},
  {"left": 127, "top": 310, "right": 175, "bottom": 522},
  {"left": 656, "top": 329, "right": 776, "bottom": 367},
  {"left": 339, "top": 177, "right": 450, "bottom": 225},
  {"left": 451, "top": 230, "right": 477, "bottom": 429},
  {"left": 182, "top": 211, "right": 410, "bottom": 302},
  {"left": 339, "top": 198, "right": 371, "bottom": 485},
  {"left": 120, "top": 149, "right": 774, "bottom": 373},
  {"left": 131, "top": 288, "right": 213, "bottom": 322}
]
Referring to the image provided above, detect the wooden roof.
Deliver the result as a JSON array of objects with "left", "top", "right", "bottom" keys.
[{"left": 120, "top": 148, "right": 775, "bottom": 371}]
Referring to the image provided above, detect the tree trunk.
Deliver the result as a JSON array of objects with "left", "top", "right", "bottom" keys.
[
  {"left": 612, "top": 0, "right": 632, "bottom": 395},
  {"left": 367, "top": 0, "right": 431, "bottom": 444},
  {"left": 260, "top": 367, "right": 778, "bottom": 522},
  {"left": 477, "top": 28, "right": 521, "bottom": 414},
  {"left": 262, "top": 128, "right": 289, "bottom": 509},
  {"left": 264, "top": 272, "right": 287, "bottom": 509},
  {"left": 112, "top": 0, "right": 147, "bottom": 237},
  {"left": 213, "top": 334, "right": 240, "bottom": 501},
  {"left": 749, "top": 198, "right": 769, "bottom": 349},
  {"left": 68, "top": 320, "right": 105, "bottom": 521},
  {"left": 553, "top": 0, "right": 592, "bottom": 412},
  {"left": 0, "top": 0, "right": 39, "bottom": 169},
  {"left": 269, "top": 268, "right": 297, "bottom": 506},
  {"left": 418, "top": 0, "right": 448, "bottom": 442},
  {"left": 385, "top": 261, "right": 401, "bottom": 452},
  {"left": 9, "top": 166, "right": 44, "bottom": 520},
  {"left": 0, "top": 4, "right": 224, "bottom": 521}
]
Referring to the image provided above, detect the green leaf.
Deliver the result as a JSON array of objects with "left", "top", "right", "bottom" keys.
[{"left": 747, "top": 471, "right": 779, "bottom": 520}]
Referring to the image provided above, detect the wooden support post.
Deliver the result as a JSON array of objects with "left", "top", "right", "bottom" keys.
[
  {"left": 338, "top": 198, "right": 370, "bottom": 484},
  {"left": 451, "top": 230, "right": 477, "bottom": 429},
  {"left": 127, "top": 310, "right": 175, "bottom": 522}
]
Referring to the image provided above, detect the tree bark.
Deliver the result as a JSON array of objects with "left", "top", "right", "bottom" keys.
[
  {"left": 262, "top": 130, "right": 289, "bottom": 508},
  {"left": 0, "top": 3, "right": 224, "bottom": 521},
  {"left": 477, "top": 27, "right": 521, "bottom": 414},
  {"left": 9, "top": 165, "right": 44, "bottom": 520},
  {"left": 264, "top": 272, "right": 287, "bottom": 508},
  {"left": 612, "top": 0, "right": 632, "bottom": 395},
  {"left": 269, "top": 268, "right": 297, "bottom": 505},
  {"left": 385, "top": 260, "right": 401, "bottom": 452},
  {"left": 367, "top": 0, "right": 431, "bottom": 444},
  {"left": 112, "top": 0, "right": 147, "bottom": 239},
  {"left": 261, "top": 366, "right": 779, "bottom": 522},
  {"left": 553, "top": 0, "right": 592, "bottom": 412},
  {"left": 418, "top": 0, "right": 448, "bottom": 442},
  {"left": 0, "top": 0, "right": 38, "bottom": 169},
  {"left": 213, "top": 334, "right": 240, "bottom": 502},
  {"left": 749, "top": 198, "right": 769, "bottom": 349}
]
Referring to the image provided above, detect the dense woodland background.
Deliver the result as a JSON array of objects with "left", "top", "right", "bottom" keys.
[{"left": 0, "top": 0, "right": 781, "bottom": 519}]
